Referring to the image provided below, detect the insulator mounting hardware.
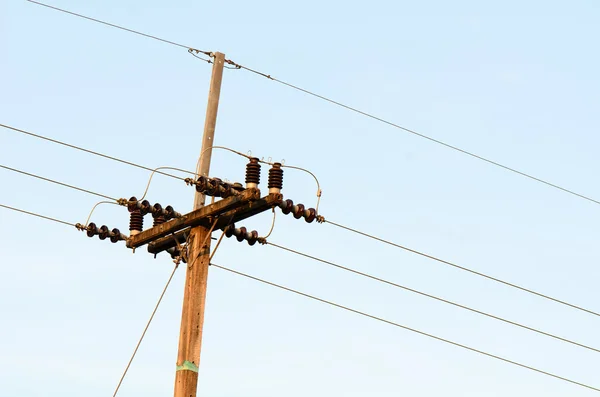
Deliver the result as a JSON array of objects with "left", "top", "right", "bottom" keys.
[
  {"left": 268, "top": 162, "right": 283, "bottom": 194},
  {"left": 277, "top": 199, "right": 317, "bottom": 223},
  {"left": 84, "top": 222, "right": 126, "bottom": 243},
  {"left": 245, "top": 157, "right": 261, "bottom": 189},
  {"left": 224, "top": 224, "right": 260, "bottom": 246}
]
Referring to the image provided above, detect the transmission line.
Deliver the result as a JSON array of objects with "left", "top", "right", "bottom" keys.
[
  {"left": 24, "top": 2, "right": 599, "bottom": 207},
  {"left": 265, "top": 241, "right": 600, "bottom": 354},
  {"left": 322, "top": 219, "right": 600, "bottom": 318},
  {"left": 26, "top": 0, "right": 210, "bottom": 55},
  {"left": 0, "top": 123, "right": 185, "bottom": 181},
  {"left": 227, "top": 61, "right": 600, "bottom": 207},
  {"left": 0, "top": 203, "right": 76, "bottom": 227},
  {"left": 211, "top": 263, "right": 600, "bottom": 393},
  {"left": 0, "top": 164, "right": 117, "bottom": 201}
]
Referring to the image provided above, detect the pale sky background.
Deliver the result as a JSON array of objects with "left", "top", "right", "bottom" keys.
[{"left": 2, "top": 1, "right": 600, "bottom": 396}]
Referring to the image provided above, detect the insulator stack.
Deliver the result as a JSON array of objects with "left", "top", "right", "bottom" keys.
[
  {"left": 224, "top": 224, "right": 260, "bottom": 246},
  {"left": 85, "top": 223, "right": 125, "bottom": 243},
  {"left": 192, "top": 176, "right": 245, "bottom": 198},
  {"left": 128, "top": 196, "right": 144, "bottom": 236},
  {"left": 268, "top": 163, "right": 284, "bottom": 194},
  {"left": 277, "top": 199, "right": 318, "bottom": 223},
  {"left": 245, "top": 157, "right": 261, "bottom": 189}
]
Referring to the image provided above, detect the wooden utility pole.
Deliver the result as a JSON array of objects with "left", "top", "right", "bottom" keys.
[{"left": 174, "top": 52, "right": 225, "bottom": 397}]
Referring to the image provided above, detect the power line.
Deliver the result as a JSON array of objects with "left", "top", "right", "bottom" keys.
[
  {"left": 0, "top": 123, "right": 185, "bottom": 181},
  {"left": 228, "top": 61, "right": 600, "bottom": 207},
  {"left": 265, "top": 241, "right": 600, "bottom": 354},
  {"left": 24, "top": 1, "right": 599, "bottom": 207},
  {"left": 26, "top": 0, "right": 210, "bottom": 55},
  {"left": 211, "top": 263, "right": 600, "bottom": 393},
  {"left": 0, "top": 164, "right": 117, "bottom": 201},
  {"left": 112, "top": 263, "right": 179, "bottom": 397},
  {"left": 0, "top": 203, "right": 76, "bottom": 227},
  {"left": 322, "top": 219, "right": 600, "bottom": 318}
]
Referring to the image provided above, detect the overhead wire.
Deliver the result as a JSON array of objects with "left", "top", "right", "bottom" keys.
[
  {"left": 26, "top": 0, "right": 210, "bottom": 55},
  {"left": 0, "top": 164, "right": 118, "bottom": 201},
  {"left": 112, "top": 263, "right": 179, "bottom": 397},
  {"left": 211, "top": 263, "right": 600, "bottom": 393},
  {"left": 0, "top": 203, "right": 77, "bottom": 227},
  {"left": 226, "top": 60, "right": 600, "bottom": 207},
  {"left": 322, "top": 219, "right": 600, "bottom": 318},
  {"left": 1, "top": 123, "right": 186, "bottom": 181},
  {"left": 264, "top": 241, "right": 600, "bottom": 354},
  {"left": 24, "top": 1, "right": 600, "bottom": 207}
]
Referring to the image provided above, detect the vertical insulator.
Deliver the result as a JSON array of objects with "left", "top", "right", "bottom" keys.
[
  {"left": 268, "top": 163, "right": 284, "bottom": 194},
  {"left": 128, "top": 195, "right": 143, "bottom": 236},
  {"left": 99, "top": 225, "right": 110, "bottom": 240},
  {"left": 236, "top": 227, "right": 247, "bottom": 242},
  {"left": 280, "top": 199, "right": 294, "bottom": 215},
  {"left": 304, "top": 208, "right": 317, "bottom": 223},
  {"left": 86, "top": 222, "right": 98, "bottom": 238},
  {"left": 247, "top": 230, "right": 259, "bottom": 246},
  {"left": 245, "top": 158, "right": 261, "bottom": 189},
  {"left": 153, "top": 215, "right": 166, "bottom": 227},
  {"left": 152, "top": 203, "right": 166, "bottom": 227},
  {"left": 293, "top": 203, "right": 305, "bottom": 219},
  {"left": 129, "top": 211, "right": 143, "bottom": 235}
]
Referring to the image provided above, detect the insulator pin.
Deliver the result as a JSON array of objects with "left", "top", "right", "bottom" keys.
[{"left": 245, "top": 158, "right": 261, "bottom": 188}]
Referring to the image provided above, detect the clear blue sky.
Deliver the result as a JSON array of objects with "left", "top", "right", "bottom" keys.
[{"left": 2, "top": 0, "right": 600, "bottom": 396}]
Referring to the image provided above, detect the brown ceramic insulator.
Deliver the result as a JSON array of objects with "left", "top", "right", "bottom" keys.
[
  {"left": 304, "top": 208, "right": 317, "bottom": 223},
  {"left": 245, "top": 158, "right": 261, "bottom": 186},
  {"left": 267, "top": 163, "right": 283, "bottom": 190},
  {"left": 220, "top": 181, "right": 233, "bottom": 198},
  {"left": 86, "top": 222, "right": 98, "bottom": 238},
  {"left": 99, "top": 225, "right": 110, "bottom": 240},
  {"left": 207, "top": 178, "right": 222, "bottom": 197},
  {"left": 140, "top": 200, "right": 152, "bottom": 216},
  {"left": 165, "top": 206, "right": 175, "bottom": 220},
  {"left": 281, "top": 199, "right": 294, "bottom": 215},
  {"left": 293, "top": 203, "right": 305, "bottom": 219},
  {"left": 247, "top": 230, "right": 259, "bottom": 246},
  {"left": 236, "top": 227, "right": 247, "bottom": 242},
  {"left": 110, "top": 228, "right": 122, "bottom": 243},
  {"left": 153, "top": 214, "right": 166, "bottom": 227},
  {"left": 225, "top": 224, "right": 236, "bottom": 238},
  {"left": 127, "top": 196, "right": 139, "bottom": 213},
  {"left": 129, "top": 210, "right": 143, "bottom": 232},
  {"left": 195, "top": 176, "right": 208, "bottom": 193}
]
